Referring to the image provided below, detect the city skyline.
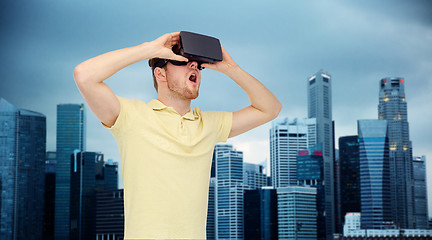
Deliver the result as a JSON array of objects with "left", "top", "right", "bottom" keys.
[{"left": 1, "top": 0, "right": 431, "bottom": 216}]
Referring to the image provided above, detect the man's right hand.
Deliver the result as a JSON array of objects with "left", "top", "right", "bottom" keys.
[
  {"left": 73, "top": 32, "right": 186, "bottom": 128},
  {"left": 147, "top": 32, "right": 189, "bottom": 62}
]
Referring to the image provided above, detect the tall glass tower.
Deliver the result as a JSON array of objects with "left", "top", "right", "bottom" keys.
[
  {"left": 214, "top": 144, "right": 243, "bottom": 240},
  {"left": 70, "top": 152, "right": 104, "bottom": 240},
  {"left": 358, "top": 120, "right": 391, "bottom": 229},
  {"left": 378, "top": 77, "right": 414, "bottom": 228},
  {"left": 412, "top": 156, "right": 428, "bottom": 229},
  {"left": 307, "top": 70, "right": 335, "bottom": 238},
  {"left": 54, "top": 104, "right": 86, "bottom": 240},
  {"left": 270, "top": 118, "right": 316, "bottom": 187},
  {"left": 338, "top": 136, "right": 361, "bottom": 219},
  {"left": 244, "top": 187, "right": 278, "bottom": 240},
  {"left": 297, "top": 143, "right": 326, "bottom": 239},
  {"left": 0, "top": 98, "right": 46, "bottom": 240}
]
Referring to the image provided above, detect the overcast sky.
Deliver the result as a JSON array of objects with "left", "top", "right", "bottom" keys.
[{"left": 1, "top": 0, "right": 431, "bottom": 217}]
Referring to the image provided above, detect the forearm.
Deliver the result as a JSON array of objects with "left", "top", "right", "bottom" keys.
[
  {"left": 226, "top": 65, "right": 282, "bottom": 118},
  {"left": 73, "top": 42, "right": 155, "bottom": 85}
]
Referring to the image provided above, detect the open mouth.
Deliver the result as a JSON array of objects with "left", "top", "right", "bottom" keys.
[{"left": 189, "top": 73, "right": 197, "bottom": 83}]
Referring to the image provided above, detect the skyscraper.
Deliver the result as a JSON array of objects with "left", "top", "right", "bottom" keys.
[
  {"left": 338, "top": 136, "right": 361, "bottom": 219},
  {"left": 44, "top": 151, "right": 57, "bottom": 240},
  {"left": 70, "top": 152, "right": 104, "bottom": 240},
  {"left": 307, "top": 70, "right": 335, "bottom": 238},
  {"left": 378, "top": 77, "right": 414, "bottom": 228},
  {"left": 243, "top": 162, "right": 268, "bottom": 190},
  {"left": 277, "top": 186, "right": 317, "bottom": 239},
  {"left": 214, "top": 144, "right": 243, "bottom": 240},
  {"left": 270, "top": 117, "right": 316, "bottom": 187},
  {"left": 207, "top": 177, "right": 216, "bottom": 240},
  {"left": 55, "top": 104, "right": 86, "bottom": 240},
  {"left": 244, "top": 187, "right": 278, "bottom": 240},
  {"left": 0, "top": 98, "right": 46, "bottom": 240},
  {"left": 413, "top": 156, "right": 428, "bottom": 229},
  {"left": 103, "top": 159, "right": 119, "bottom": 191},
  {"left": 297, "top": 143, "right": 326, "bottom": 239},
  {"left": 358, "top": 120, "right": 392, "bottom": 229},
  {"left": 95, "top": 189, "right": 124, "bottom": 240}
]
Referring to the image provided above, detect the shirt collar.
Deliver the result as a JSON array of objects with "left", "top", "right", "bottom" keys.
[
  {"left": 148, "top": 99, "right": 199, "bottom": 121},
  {"left": 148, "top": 99, "right": 167, "bottom": 110}
]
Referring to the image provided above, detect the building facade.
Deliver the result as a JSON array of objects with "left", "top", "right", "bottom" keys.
[
  {"left": 277, "top": 186, "right": 317, "bottom": 239},
  {"left": 55, "top": 104, "right": 86, "bottom": 240},
  {"left": 412, "top": 156, "right": 428, "bottom": 229},
  {"left": 307, "top": 70, "right": 335, "bottom": 238},
  {"left": 95, "top": 189, "right": 124, "bottom": 240},
  {"left": 343, "top": 212, "right": 361, "bottom": 237},
  {"left": 207, "top": 177, "right": 217, "bottom": 240},
  {"left": 244, "top": 187, "right": 278, "bottom": 240},
  {"left": 270, "top": 117, "right": 316, "bottom": 188},
  {"left": 0, "top": 98, "right": 46, "bottom": 240},
  {"left": 44, "top": 151, "right": 57, "bottom": 240},
  {"left": 358, "top": 120, "right": 392, "bottom": 229},
  {"left": 378, "top": 77, "right": 414, "bottom": 228},
  {"left": 339, "top": 136, "right": 361, "bottom": 220},
  {"left": 103, "top": 159, "right": 119, "bottom": 191},
  {"left": 70, "top": 152, "right": 104, "bottom": 240},
  {"left": 297, "top": 143, "right": 326, "bottom": 239},
  {"left": 243, "top": 162, "right": 268, "bottom": 190},
  {"left": 214, "top": 144, "right": 244, "bottom": 240}
]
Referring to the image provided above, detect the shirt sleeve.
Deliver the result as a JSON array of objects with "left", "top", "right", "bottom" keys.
[
  {"left": 101, "top": 96, "right": 134, "bottom": 137},
  {"left": 218, "top": 111, "right": 233, "bottom": 142},
  {"left": 205, "top": 111, "right": 232, "bottom": 143}
]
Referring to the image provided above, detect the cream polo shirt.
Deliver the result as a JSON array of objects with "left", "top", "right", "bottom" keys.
[{"left": 103, "top": 96, "right": 232, "bottom": 239}]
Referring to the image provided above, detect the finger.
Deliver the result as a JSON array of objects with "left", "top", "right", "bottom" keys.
[
  {"left": 168, "top": 54, "right": 189, "bottom": 62},
  {"left": 200, "top": 63, "right": 215, "bottom": 69},
  {"left": 170, "top": 32, "right": 181, "bottom": 37},
  {"left": 170, "top": 40, "right": 180, "bottom": 46}
]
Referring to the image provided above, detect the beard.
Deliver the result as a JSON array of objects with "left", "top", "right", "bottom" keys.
[{"left": 166, "top": 77, "right": 199, "bottom": 100}]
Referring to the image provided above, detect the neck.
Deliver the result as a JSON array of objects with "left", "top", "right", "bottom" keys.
[{"left": 157, "top": 94, "right": 192, "bottom": 116}]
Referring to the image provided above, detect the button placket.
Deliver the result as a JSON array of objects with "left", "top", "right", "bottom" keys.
[{"left": 180, "top": 117, "right": 189, "bottom": 136}]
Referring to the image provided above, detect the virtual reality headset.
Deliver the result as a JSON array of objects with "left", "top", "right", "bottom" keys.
[{"left": 174, "top": 31, "right": 223, "bottom": 63}]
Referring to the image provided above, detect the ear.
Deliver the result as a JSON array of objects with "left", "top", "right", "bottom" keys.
[{"left": 154, "top": 67, "right": 167, "bottom": 82}]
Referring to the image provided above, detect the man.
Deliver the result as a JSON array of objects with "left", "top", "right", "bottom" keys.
[{"left": 73, "top": 32, "right": 281, "bottom": 239}]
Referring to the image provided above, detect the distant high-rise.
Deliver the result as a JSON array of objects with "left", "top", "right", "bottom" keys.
[
  {"left": 277, "top": 186, "right": 317, "bottom": 239},
  {"left": 343, "top": 213, "right": 361, "bottom": 236},
  {"left": 270, "top": 118, "right": 316, "bottom": 187},
  {"left": 0, "top": 98, "right": 46, "bottom": 240},
  {"left": 378, "top": 77, "right": 414, "bottom": 228},
  {"left": 44, "top": 151, "right": 57, "bottom": 240},
  {"left": 413, "top": 156, "right": 428, "bottom": 229},
  {"left": 297, "top": 143, "right": 326, "bottom": 239},
  {"left": 207, "top": 178, "right": 216, "bottom": 240},
  {"left": 244, "top": 187, "right": 278, "bottom": 240},
  {"left": 55, "top": 104, "right": 86, "bottom": 240},
  {"left": 103, "top": 159, "right": 119, "bottom": 191},
  {"left": 95, "top": 189, "right": 124, "bottom": 240},
  {"left": 338, "top": 136, "right": 361, "bottom": 220},
  {"left": 243, "top": 162, "right": 268, "bottom": 190},
  {"left": 358, "top": 120, "right": 392, "bottom": 229},
  {"left": 307, "top": 70, "right": 335, "bottom": 238},
  {"left": 70, "top": 152, "right": 104, "bottom": 240},
  {"left": 214, "top": 144, "right": 243, "bottom": 239}
]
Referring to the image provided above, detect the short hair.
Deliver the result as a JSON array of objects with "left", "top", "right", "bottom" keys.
[{"left": 148, "top": 58, "right": 167, "bottom": 93}]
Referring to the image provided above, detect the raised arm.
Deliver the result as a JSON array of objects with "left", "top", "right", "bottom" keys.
[
  {"left": 73, "top": 32, "right": 188, "bottom": 127},
  {"left": 201, "top": 46, "right": 282, "bottom": 138}
]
